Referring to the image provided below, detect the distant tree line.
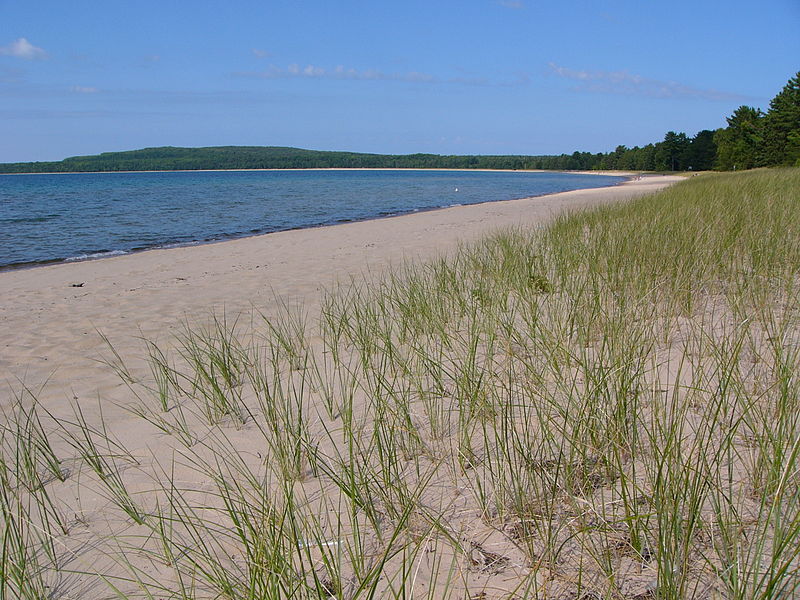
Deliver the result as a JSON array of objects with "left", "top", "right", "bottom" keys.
[
  {"left": 1, "top": 72, "right": 797, "bottom": 174},
  {"left": 595, "top": 71, "right": 800, "bottom": 171},
  {"left": 0, "top": 147, "right": 564, "bottom": 173}
]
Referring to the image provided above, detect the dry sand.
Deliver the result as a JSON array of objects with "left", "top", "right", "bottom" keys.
[
  {"left": 1, "top": 174, "right": 679, "bottom": 415},
  {"left": 0, "top": 173, "right": 687, "bottom": 597}
]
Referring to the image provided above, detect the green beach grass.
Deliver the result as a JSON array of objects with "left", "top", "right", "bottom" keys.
[{"left": 2, "top": 168, "right": 799, "bottom": 599}]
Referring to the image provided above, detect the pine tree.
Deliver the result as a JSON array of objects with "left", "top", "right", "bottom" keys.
[
  {"left": 713, "top": 106, "right": 764, "bottom": 170},
  {"left": 761, "top": 71, "right": 800, "bottom": 166},
  {"left": 657, "top": 131, "right": 690, "bottom": 171}
]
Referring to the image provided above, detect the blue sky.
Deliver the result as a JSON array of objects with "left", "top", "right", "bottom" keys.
[{"left": 1, "top": 0, "right": 798, "bottom": 162}]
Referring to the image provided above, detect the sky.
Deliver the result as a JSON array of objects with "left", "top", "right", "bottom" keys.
[{"left": 1, "top": 0, "right": 798, "bottom": 163}]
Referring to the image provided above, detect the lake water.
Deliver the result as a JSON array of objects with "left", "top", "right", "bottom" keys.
[{"left": 0, "top": 169, "right": 625, "bottom": 269}]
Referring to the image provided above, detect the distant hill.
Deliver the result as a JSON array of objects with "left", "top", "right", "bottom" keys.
[
  {"left": 0, "top": 146, "right": 580, "bottom": 173},
  {"left": 3, "top": 72, "right": 797, "bottom": 174}
]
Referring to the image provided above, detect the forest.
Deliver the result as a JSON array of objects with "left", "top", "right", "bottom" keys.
[{"left": 0, "top": 72, "right": 797, "bottom": 174}]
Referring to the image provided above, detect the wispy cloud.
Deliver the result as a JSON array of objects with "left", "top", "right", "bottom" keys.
[
  {"left": 497, "top": 0, "right": 525, "bottom": 8},
  {"left": 236, "top": 62, "right": 528, "bottom": 87},
  {"left": 0, "top": 38, "right": 48, "bottom": 60},
  {"left": 251, "top": 48, "right": 270, "bottom": 59},
  {"left": 243, "top": 63, "right": 437, "bottom": 83},
  {"left": 0, "top": 108, "right": 181, "bottom": 120},
  {"left": 548, "top": 62, "right": 749, "bottom": 102},
  {"left": 70, "top": 85, "right": 99, "bottom": 94},
  {"left": 0, "top": 81, "right": 308, "bottom": 108}
]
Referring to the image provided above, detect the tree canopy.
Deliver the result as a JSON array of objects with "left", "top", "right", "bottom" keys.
[
  {"left": 714, "top": 106, "right": 764, "bottom": 170},
  {"left": 761, "top": 72, "right": 800, "bottom": 166}
]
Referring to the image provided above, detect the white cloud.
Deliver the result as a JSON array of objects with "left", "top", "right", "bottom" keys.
[
  {"left": 0, "top": 38, "right": 48, "bottom": 60},
  {"left": 70, "top": 86, "right": 99, "bottom": 94},
  {"left": 235, "top": 61, "right": 528, "bottom": 88},
  {"left": 548, "top": 62, "right": 748, "bottom": 102},
  {"left": 246, "top": 63, "right": 438, "bottom": 84},
  {"left": 251, "top": 48, "right": 270, "bottom": 59},
  {"left": 303, "top": 64, "right": 325, "bottom": 77}
]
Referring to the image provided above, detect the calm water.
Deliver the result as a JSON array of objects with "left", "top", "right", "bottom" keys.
[{"left": 0, "top": 170, "right": 625, "bottom": 269}]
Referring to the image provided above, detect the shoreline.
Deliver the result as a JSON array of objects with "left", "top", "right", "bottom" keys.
[
  {"left": 0, "top": 167, "right": 639, "bottom": 177},
  {"left": 1, "top": 170, "right": 632, "bottom": 273},
  {"left": 0, "top": 174, "right": 680, "bottom": 418}
]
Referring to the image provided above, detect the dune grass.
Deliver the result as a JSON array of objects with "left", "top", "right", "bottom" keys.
[{"left": 2, "top": 168, "right": 799, "bottom": 598}]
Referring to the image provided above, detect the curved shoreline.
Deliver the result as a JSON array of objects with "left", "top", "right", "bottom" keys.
[
  {"left": 0, "top": 167, "right": 638, "bottom": 176},
  {"left": 1, "top": 170, "right": 630, "bottom": 272},
  {"left": 0, "top": 174, "right": 680, "bottom": 416}
]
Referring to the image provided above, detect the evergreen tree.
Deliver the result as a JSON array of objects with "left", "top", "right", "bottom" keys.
[
  {"left": 657, "top": 131, "right": 690, "bottom": 171},
  {"left": 761, "top": 71, "right": 800, "bottom": 166},
  {"left": 684, "top": 130, "right": 717, "bottom": 171},
  {"left": 714, "top": 106, "right": 764, "bottom": 170}
]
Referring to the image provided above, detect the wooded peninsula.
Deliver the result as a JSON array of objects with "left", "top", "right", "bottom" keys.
[{"left": 1, "top": 72, "right": 797, "bottom": 174}]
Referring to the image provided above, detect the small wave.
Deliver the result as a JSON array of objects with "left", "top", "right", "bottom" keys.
[
  {"left": 155, "top": 240, "right": 202, "bottom": 250},
  {"left": 65, "top": 249, "right": 128, "bottom": 262},
  {"left": 0, "top": 214, "right": 59, "bottom": 225}
]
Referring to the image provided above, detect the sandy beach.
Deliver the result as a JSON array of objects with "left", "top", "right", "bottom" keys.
[
  {"left": 3, "top": 169, "right": 799, "bottom": 599},
  {"left": 1, "top": 173, "right": 692, "bottom": 598},
  {"left": 1, "top": 175, "right": 677, "bottom": 415}
]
